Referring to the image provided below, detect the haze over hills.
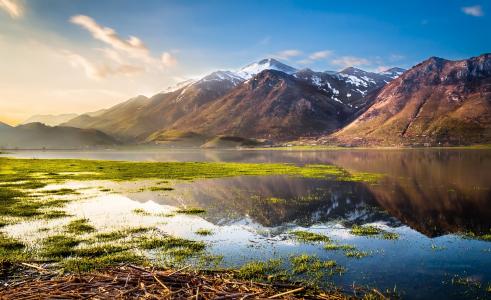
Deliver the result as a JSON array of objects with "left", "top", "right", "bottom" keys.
[
  {"left": 326, "top": 54, "right": 491, "bottom": 146},
  {"left": 62, "top": 58, "right": 401, "bottom": 143},
  {"left": 21, "top": 114, "right": 79, "bottom": 127},
  {"left": 0, "top": 122, "right": 118, "bottom": 149}
]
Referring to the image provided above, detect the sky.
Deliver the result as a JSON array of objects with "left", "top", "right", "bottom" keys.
[{"left": 0, "top": 0, "right": 490, "bottom": 125}]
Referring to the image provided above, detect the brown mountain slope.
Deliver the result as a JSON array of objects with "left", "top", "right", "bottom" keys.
[
  {"left": 328, "top": 54, "right": 491, "bottom": 146},
  {"left": 63, "top": 71, "right": 243, "bottom": 141},
  {"left": 170, "top": 70, "right": 353, "bottom": 141}
]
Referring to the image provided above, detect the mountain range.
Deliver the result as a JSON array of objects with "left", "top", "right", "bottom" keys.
[
  {"left": 61, "top": 58, "right": 403, "bottom": 144},
  {"left": 15, "top": 53, "right": 491, "bottom": 148}
]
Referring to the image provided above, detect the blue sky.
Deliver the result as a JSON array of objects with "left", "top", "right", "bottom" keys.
[{"left": 0, "top": 0, "right": 490, "bottom": 123}]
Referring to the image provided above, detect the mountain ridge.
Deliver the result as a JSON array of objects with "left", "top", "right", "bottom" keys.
[
  {"left": 323, "top": 53, "right": 491, "bottom": 146},
  {"left": 62, "top": 58, "right": 404, "bottom": 143}
]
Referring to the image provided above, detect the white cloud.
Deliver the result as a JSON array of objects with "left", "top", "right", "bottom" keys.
[
  {"left": 375, "top": 66, "right": 391, "bottom": 73},
  {"left": 298, "top": 50, "right": 333, "bottom": 65},
  {"left": 70, "top": 15, "right": 150, "bottom": 61},
  {"left": 70, "top": 15, "right": 177, "bottom": 71},
  {"left": 462, "top": 5, "right": 484, "bottom": 17},
  {"left": 273, "top": 49, "right": 302, "bottom": 60},
  {"left": 309, "top": 50, "right": 332, "bottom": 60},
  {"left": 331, "top": 56, "right": 370, "bottom": 68},
  {"left": 161, "top": 52, "right": 177, "bottom": 67},
  {"left": 98, "top": 48, "right": 124, "bottom": 64},
  {"left": 389, "top": 54, "right": 405, "bottom": 62},
  {"left": 63, "top": 50, "right": 143, "bottom": 80},
  {"left": 0, "top": 0, "right": 23, "bottom": 19}
]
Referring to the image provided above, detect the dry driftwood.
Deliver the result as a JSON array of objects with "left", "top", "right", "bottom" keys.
[{"left": 0, "top": 264, "right": 357, "bottom": 300}]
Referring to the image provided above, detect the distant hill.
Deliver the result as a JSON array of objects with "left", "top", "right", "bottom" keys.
[
  {"left": 0, "top": 123, "right": 119, "bottom": 149},
  {"left": 21, "top": 113, "right": 79, "bottom": 126},
  {"left": 326, "top": 54, "right": 491, "bottom": 146}
]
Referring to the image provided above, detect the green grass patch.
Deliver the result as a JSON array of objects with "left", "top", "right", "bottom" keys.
[
  {"left": 75, "top": 244, "right": 128, "bottom": 258},
  {"left": 0, "top": 233, "right": 26, "bottom": 263},
  {"left": 132, "top": 208, "right": 151, "bottom": 216},
  {"left": 66, "top": 218, "right": 96, "bottom": 234},
  {"left": 323, "top": 243, "right": 356, "bottom": 251},
  {"left": 138, "top": 236, "right": 206, "bottom": 252},
  {"left": 0, "top": 157, "right": 382, "bottom": 185},
  {"left": 236, "top": 259, "right": 283, "bottom": 280},
  {"left": 345, "top": 250, "right": 369, "bottom": 259},
  {"left": 195, "top": 228, "right": 213, "bottom": 236},
  {"left": 42, "top": 188, "right": 79, "bottom": 195},
  {"left": 290, "top": 230, "right": 331, "bottom": 243},
  {"left": 176, "top": 207, "right": 206, "bottom": 214},
  {"left": 382, "top": 232, "right": 400, "bottom": 240},
  {"left": 148, "top": 186, "right": 174, "bottom": 191},
  {"left": 40, "top": 235, "right": 82, "bottom": 258},
  {"left": 93, "top": 227, "right": 152, "bottom": 242},
  {"left": 42, "top": 210, "right": 72, "bottom": 219},
  {"left": 290, "top": 254, "right": 337, "bottom": 274},
  {"left": 350, "top": 225, "right": 382, "bottom": 236},
  {"left": 63, "top": 252, "right": 144, "bottom": 272}
]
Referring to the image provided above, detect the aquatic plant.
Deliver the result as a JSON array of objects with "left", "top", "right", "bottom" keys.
[
  {"left": 176, "top": 207, "right": 206, "bottom": 214},
  {"left": 350, "top": 225, "right": 382, "bottom": 236},
  {"left": 382, "top": 232, "right": 400, "bottom": 240},
  {"left": 236, "top": 259, "right": 282, "bottom": 280},
  {"left": 132, "top": 208, "right": 151, "bottom": 216},
  {"left": 345, "top": 250, "right": 369, "bottom": 259},
  {"left": 63, "top": 252, "right": 144, "bottom": 272},
  {"left": 40, "top": 235, "right": 82, "bottom": 258},
  {"left": 290, "top": 254, "right": 337, "bottom": 274},
  {"left": 195, "top": 228, "right": 213, "bottom": 236},
  {"left": 290, "top": 230, "right": 331, "bottom": 243},
  {"left": 66, "top": 218, "right": 96, "bottom": 234},
  {"left": 323, "top": 243, "right": 356, "bottom": 251}
]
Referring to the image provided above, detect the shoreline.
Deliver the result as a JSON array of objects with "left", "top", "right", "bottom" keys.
[{"left": 0, "top": 263, "right": 382, "bottom": 299}]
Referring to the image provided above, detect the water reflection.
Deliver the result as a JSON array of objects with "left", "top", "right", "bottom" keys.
[{"left": 5, "top": 149, "right": 490, "bottom": 237}]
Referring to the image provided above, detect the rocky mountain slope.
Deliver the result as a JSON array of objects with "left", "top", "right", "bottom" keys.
[
  {"left": 170, "top": 70, "right": 352, "bottom": 140},
  {"left": 62, "top": 58, "right": 402, "bottom": 143},
  {"left": 327, "top": 54, "right": 491, "bottom": 146},
  {"left": 0, "top": 123, "right": 118, "bottom": 149}
]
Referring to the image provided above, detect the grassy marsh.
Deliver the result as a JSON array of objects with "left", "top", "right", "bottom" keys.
[{"left": 290, "top": 230, "right": 331, "bottom": 243}]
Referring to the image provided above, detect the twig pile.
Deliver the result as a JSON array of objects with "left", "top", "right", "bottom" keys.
[{"left": 0, "top": 264, "right": 354, "bottom": 299}]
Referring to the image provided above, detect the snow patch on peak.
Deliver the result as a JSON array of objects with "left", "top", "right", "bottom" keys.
[
  {"left": 162, "top": 79, "right": 196, "bottom": 93},
  {"left": 198, "top": 70, "right": 244, "bottom": 86},
  {"left": 238, "top": 58, "right": 297, "bottom": 79}
]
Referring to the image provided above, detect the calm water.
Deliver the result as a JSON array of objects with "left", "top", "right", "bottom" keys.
[{"left": 3, "top": 149, "right": 491, "bottom": 299}]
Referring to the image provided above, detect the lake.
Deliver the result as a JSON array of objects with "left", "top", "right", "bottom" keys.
[{"left": 2, "top": 148, "right": 491, "bottom": 299}]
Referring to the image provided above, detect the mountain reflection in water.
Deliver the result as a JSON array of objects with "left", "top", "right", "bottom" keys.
[{"left": 5, "top": 149, "right": 491, "bottom": 237}]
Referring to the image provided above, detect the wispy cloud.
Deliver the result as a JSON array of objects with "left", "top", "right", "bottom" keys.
[
  {"left": 70, "top": 15, "right": 150, "bottom": 61},
  {"left": 462, "top": 5, "right": 484, "bottom": 17},
  {"left": 331, "top": 56, "right": 370, "bottom": 68},
  {"left": 272, "top": 49, "right": 302, "bottom": 60},
  {"left": 68, "top": 14, "right": 177, "bottom": 79},
  {"left": 309, "top": 50, "right": 332, "bottom": 60},
  {"left": 0, "top": 0, "right": 23, "bottom": 19},
  {"left": 298, "top": 50, "right": 333, "bottom": 65},
  {"left": 389, "top": 54, "right": 405, "bottom": 62},
  {"left": 161, "top": 52, "right": 178, "bottom": 67},
  {"left": 63, "top": 50, "right": 144, "bottom": 80}
]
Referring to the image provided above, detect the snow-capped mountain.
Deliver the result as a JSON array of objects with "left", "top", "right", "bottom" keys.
[
  {"left": 294, "top": 66, "right": 405, "bottom": 110},
  {"left": 379, "top": 67, "right": 406, "bottom": 79},
  {"left": 65, "top": 57, "right": 406, "bottom": 142},
  {"left": 196, "top": 70, "right": 244, "bottom": 86},
  {"left": 237, "top": 58, "right": 298, "bottom": 79}
]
